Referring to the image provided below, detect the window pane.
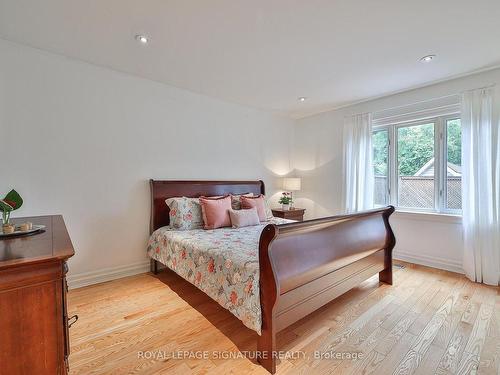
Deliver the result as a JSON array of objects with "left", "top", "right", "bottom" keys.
[
  {"left": 446, "top": 119, "right": 462, "bottom": 210},
  {"left": 373, "top": 129, "right": 388, "bottom": 206},
  {"left": 397, "top": 123, "right": 435, "bottom": 209}
]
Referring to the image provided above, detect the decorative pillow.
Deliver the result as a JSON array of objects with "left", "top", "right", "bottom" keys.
[
  {"left": 263, "top": 196, "right": 274, "bottom": 219},
  {"left": 165, "top": 196, "right": 224, "bottom": 229},
  {"left": 199, "top": 195, "right": 232, "bottom": 229},
  {"left": 165, "top": 197, "right": 204, "bottom": 230},
  {"left": 229, "top": 208, "right": 260, "bottom": 228},
  {"left": 240, "top": 195, "right": 273, "bottom": 222},
  {"left": 230, "top": 193, "right": 254, "bottom": 210}
]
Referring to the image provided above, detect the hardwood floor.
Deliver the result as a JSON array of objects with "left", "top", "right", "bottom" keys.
[{"left": 68, "top": 262, "right": 500, "bottom": 375}]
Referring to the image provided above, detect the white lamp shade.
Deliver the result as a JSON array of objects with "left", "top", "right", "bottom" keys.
[{"left": 283, "top": 177, "right": 301, "bottom": 191}]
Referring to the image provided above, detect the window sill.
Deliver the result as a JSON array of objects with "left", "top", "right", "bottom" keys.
[{"left": 393, "top": 210, "right": 462, "bottom": 224}]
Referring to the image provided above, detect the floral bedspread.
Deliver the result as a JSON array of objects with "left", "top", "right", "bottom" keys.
[{"left": 146, "top": 217, "right": 291, "bottom": 334}]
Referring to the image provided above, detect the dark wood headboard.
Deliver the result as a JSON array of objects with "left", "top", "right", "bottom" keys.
[{"left": 149, "top": 180, "right": 265, "bottom": 233}]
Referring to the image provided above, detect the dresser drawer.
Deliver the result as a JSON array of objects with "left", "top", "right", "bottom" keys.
[
  {"left": 0, "top": 261, "right": 62, "bottom": 291},
  {"left": 271, "top": 208, "right": 306, "bottom": 221}
]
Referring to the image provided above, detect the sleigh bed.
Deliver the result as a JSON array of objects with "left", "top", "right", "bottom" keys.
[{"left": 148, "top": 179, "right": 395, "bottom": 374}]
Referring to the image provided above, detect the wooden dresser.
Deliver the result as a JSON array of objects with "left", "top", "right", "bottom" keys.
[{"left": 0, "top": 215, "right": 75, "bottom": 375}]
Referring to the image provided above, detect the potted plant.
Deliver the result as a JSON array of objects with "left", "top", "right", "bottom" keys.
[
  {"left": 278, "top": 192, "right": 292, "bottom": 211},
  {"left": 0, "top": 190, "right": 23, "bottom": 234}
]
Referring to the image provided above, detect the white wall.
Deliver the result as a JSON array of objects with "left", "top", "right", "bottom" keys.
[
  {"left": 293, "top": 67, "right": 500, "bottom": 274},
  {"left": 0, "top": 39, "right": 295, "bottom": 287}
]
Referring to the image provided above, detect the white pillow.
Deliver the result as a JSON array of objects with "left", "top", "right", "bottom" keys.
[
  {"left": 229, "top": 208, "right": 260, "bottom": 228},
  {"left": 263, "top": 195, "right": 274, "bottom": 220}
]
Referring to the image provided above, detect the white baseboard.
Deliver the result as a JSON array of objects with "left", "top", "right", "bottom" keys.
[
  {"left": 394, "top": 250, "right": 464, "bottom": 274},
  {"left": 67, "top": 260, "right": 150, "bottom": 290}
]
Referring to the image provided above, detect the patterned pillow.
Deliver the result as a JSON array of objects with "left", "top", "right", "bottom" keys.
[
  {"left": 230, "top": 193, "right": 254, "bottom": 210},
  {"left": 263, "top": 195, "right": 274, "bottom": 219},
  {"left": 165, "top": 197, "right": 204, "bottom": 230}
]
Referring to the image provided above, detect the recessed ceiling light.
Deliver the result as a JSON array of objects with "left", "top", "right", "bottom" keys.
[
  {"left": 135, "top": 35, "right": 149, "bottom": 44},
  {"left": 420, "top": 54, "right": 436, "bottom": 62},
  {"left": 298, "top": 97, "right": 307, "bottom": 102}
]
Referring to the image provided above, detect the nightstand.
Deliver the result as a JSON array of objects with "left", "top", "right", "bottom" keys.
[{"left": 271, "top": 208, "right": 306, "bottom": 221}]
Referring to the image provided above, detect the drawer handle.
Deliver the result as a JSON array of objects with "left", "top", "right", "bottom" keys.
[{"left": 68, "top": 314, "right": 79, "bottom": 328}]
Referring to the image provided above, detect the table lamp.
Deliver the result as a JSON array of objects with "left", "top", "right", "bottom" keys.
[{"left": 283, "top": 177, "right": 301, "bottom": 209}]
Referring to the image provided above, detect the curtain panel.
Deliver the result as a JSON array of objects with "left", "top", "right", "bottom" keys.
[
  {"left": 342, "top": 113, "right": 374, "bottom": 213},
  {"left": 461, "top": 87, "right": 500, "bottom": 286}
]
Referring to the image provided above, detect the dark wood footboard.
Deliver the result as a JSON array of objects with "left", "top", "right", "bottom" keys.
[{"left": 258, "top": 206, "right": 395, "bottom": 373}]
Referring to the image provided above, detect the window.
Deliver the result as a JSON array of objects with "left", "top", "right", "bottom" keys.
[
  {"left": 445, "top": 119, "right": 462, "bottom": 210},
  {"left": 373, "top": 129, "right": 389, "bottom": 206},
  {"left": 372, "top": 114, "right": 462, "bottom": 214}
]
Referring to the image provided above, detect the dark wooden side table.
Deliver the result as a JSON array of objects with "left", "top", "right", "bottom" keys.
[
  {"left": 271, "top": 208, "right": 306, "bottom": 221},
  {"left": 0, "top": 215, "right": 75, "bottom": 375}
]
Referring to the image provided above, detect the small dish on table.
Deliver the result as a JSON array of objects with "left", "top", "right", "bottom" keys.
[{"left": 0, "top": 224, "right": 46, "bottom": 238}]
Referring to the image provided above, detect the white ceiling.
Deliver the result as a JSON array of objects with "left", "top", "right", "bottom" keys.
[{"left": 1, "top": 1, "right": 499, "bottom": 118}]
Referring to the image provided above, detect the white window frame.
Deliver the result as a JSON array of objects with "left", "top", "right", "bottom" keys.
[{"left": 373, "top": 106, "right": 461, "bottom": 215}]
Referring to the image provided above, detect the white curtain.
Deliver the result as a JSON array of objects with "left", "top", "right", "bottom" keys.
[
  {"left": 461, "top": 87, "right": 500, "bottom": 286},
  {"left": 342, "top": 113, "right": 374, "bottom": 213}
]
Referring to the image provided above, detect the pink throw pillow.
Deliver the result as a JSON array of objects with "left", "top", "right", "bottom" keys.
[
  {"left": 229, "top": 208, "right": 260, "bottom": 228},
  {"left": 240, "top": 195, "right": 268, "bottom": 222},
  {"left": 199, "top": 195, "right": 232, "bottom": 229}
]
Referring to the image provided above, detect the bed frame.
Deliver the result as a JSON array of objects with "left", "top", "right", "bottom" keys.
[{"left": 149, "top": 179, "right": 395, "bottom": 373}]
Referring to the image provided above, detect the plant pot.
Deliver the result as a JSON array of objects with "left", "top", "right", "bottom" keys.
[{"left": 282, "top": 204, "right": 290, "bottom": 211}]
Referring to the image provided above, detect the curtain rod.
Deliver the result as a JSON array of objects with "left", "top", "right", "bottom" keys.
[
  {"left": 372, "top": 93, "right": 459, "bottom": 116},
  {"left": 371, "top": 83, "right": 496, "bottom": 116},
  {"left": 373, "top": 103, "right": 460, "bottom": 124}
]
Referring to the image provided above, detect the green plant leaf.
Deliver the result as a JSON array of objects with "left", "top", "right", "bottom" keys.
[
  {"left": 2, "top": 190, "right": 23, "bottom": 211},
  {"left": 0, "top": 200, "right": 13, "bottom": 212}
]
